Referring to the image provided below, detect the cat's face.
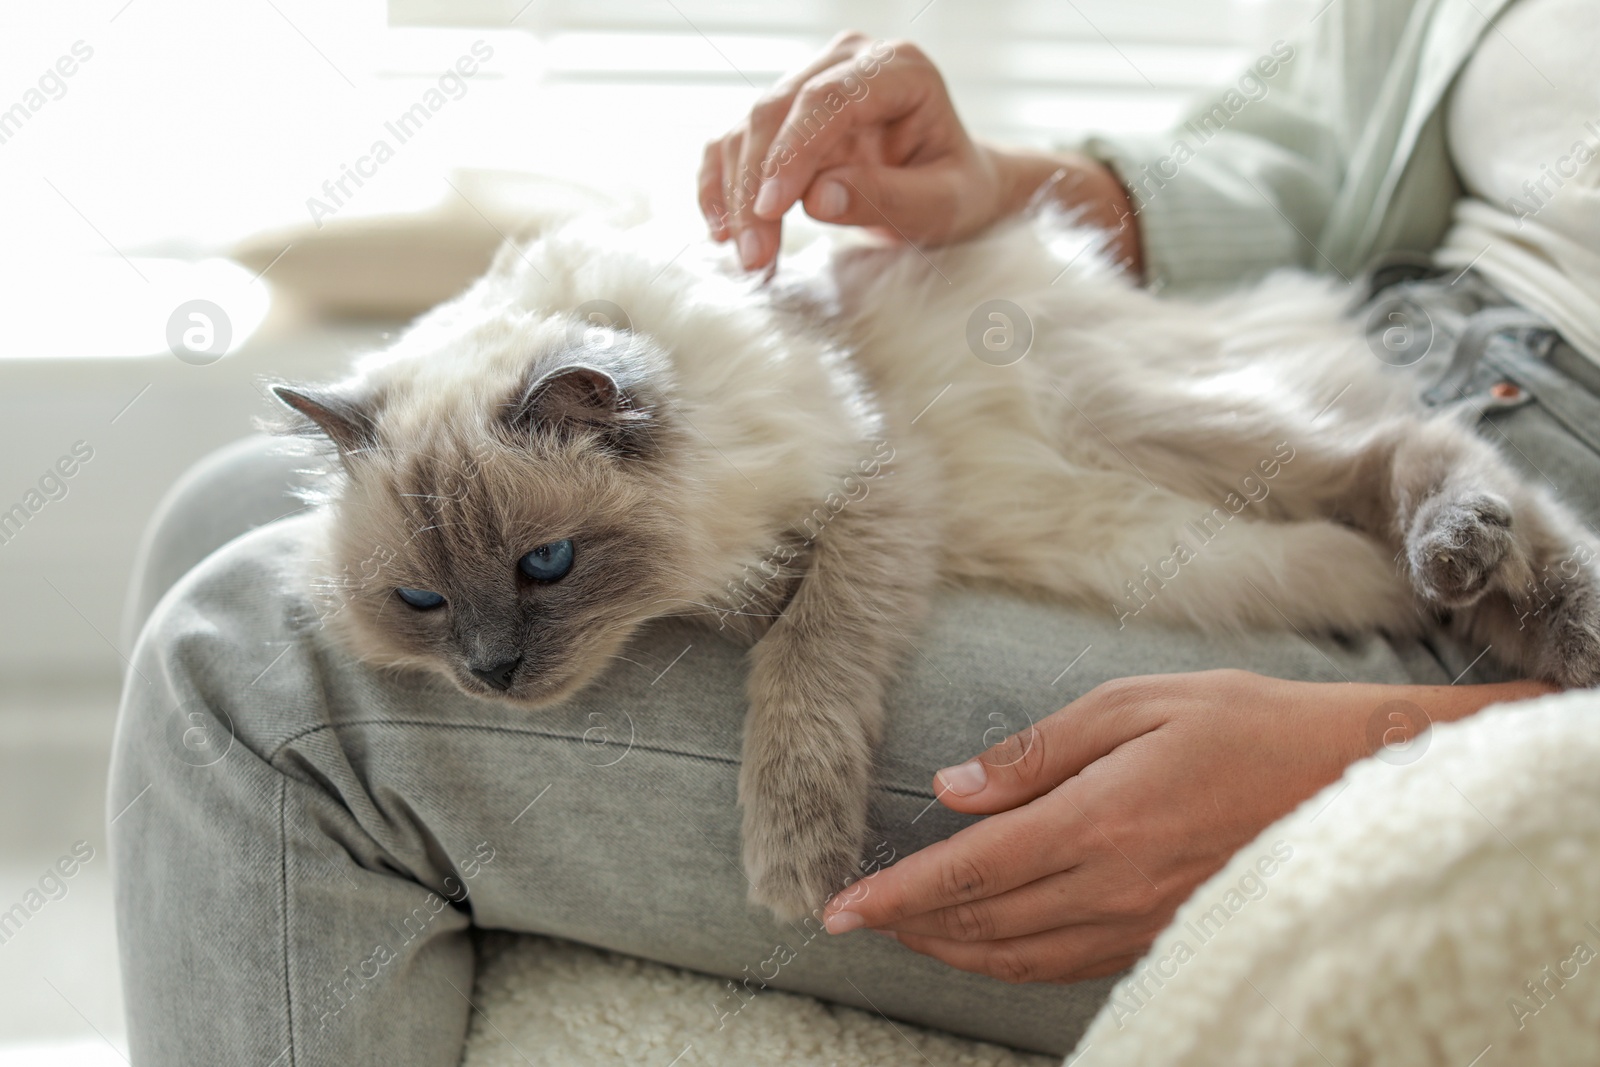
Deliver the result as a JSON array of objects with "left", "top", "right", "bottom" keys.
[{"left": 275, "top": 331, "right": 693, "bottom": 706}]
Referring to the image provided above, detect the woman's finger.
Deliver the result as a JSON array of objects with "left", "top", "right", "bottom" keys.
[
  {"left": 697, "top": 137, "right": 731, "bottom": 239},
  {"left": 734, "top": 34, "right": 864, "bottom": 210},
  {"left": 880, "top": 860, "right": 1164, "bottom": 942},
  {"left": 934, "top": 677, "right": 1168, "bottom": 816},
  {"left": 727, "top": 94, "right": 797, "bottom": 267},
  {"left": 800, "top": 160, "right": 967, "bottom": 239},
  {"left": 1048, "top": 952, "right": 1145, "bottom": 985},
  {"left": 824, "top": 797, "right": 1085, "bottom": 931},
  {"left": 720, "top": 33, "right": 867, "bottom": 267},
  {"left": 751, "top": 42, "right": 920, "bottom": 223},
  {"left": 718, "top": 131, "right": 750, "bottom": 255},
  {"left": 753, "top": 30, "right": 873, "bottom": 157},
  {"left": 891, "top": 918, "right": 1156, "bottom": 984}
]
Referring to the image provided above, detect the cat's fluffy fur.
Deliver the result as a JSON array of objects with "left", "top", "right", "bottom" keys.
[{"left": 273, "top": 210, "right": 1600, "bottom": 920}]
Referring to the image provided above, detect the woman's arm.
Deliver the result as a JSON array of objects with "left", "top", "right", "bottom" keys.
[
  {"left": 986, "top": 145, "right": 1143, "bottom": 277},
  {"left": 700, "top": 1, "right": 1429, "bottom": 288},
  {"left": 819, "top": 669, "right": 1554, "bottom": 982}
]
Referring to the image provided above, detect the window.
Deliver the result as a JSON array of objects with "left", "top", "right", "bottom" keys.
[{"left": 2, "top": 0, "right": 1313, "bottom": 359}]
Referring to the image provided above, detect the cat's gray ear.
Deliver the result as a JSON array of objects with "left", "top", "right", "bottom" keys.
[
  {"left": 516, "top": 365, "right": 621, "bottom": 426},
  {"left": 506, "top": 364, "right": 653, "bottom": 452},
  {"left": 271, "top": 384, "right": 378, "bottom": 456}
]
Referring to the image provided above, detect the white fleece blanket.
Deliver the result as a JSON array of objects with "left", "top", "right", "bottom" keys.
[{"left": 462, "top": 690, "right": 1600, "bottom": 1066}]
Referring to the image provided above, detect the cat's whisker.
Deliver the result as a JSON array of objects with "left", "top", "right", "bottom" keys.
[
  {"left": 606, "top": 653, "right": 664, "bottom": 674},
  {"left": 649, "top": 597, "right": 723, "bottom": 612},
  {"left": 411, "top": 523, "right": 462, "bottom": 537},
  {"left": 647, "top": 596, "right": 780, "bottom": 620}
]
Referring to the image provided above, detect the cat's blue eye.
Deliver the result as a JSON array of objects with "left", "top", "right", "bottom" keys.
[
  {"left": 396, "top": 587, "right": 446, "bottom": 610},
  {"left": 518, "top": 539, "right": 575, "bottom": 582}
]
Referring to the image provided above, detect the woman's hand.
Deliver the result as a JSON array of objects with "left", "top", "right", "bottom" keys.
[
  {"left": 821, "top": 670, "right": 1553, "bottom": 983},
  {"left": 697, "top": 31, "right": 1141, "bottom": 274}
]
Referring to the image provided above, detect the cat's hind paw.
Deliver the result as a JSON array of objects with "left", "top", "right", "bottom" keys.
[{"left": 1406, "top": 490, "right": 1517, "bottom": 608}]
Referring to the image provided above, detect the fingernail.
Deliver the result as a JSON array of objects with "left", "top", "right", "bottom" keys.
[
  {"left": 824, "top": 910, "right": 865, "bottom": 934},
  {"left": 737, "top": 228, "right": 762, "bottom": 270},
  {"left": 816, "top": 180, "right": 847, "bottom": 218},
  {"left": 753, "top": 180, "right": 782, "bottom": 217},
  {"left": 937, "top": 759, "right": 987, "bottom": 796}
]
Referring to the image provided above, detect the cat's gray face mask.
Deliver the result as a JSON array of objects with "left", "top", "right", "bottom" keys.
[{"left": 271, "top": 335, "right": 688, "bottom": 706}]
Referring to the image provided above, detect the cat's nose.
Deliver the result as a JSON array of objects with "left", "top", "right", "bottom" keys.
[{"left": 470, "top": 656, "right": 522, "bottom": 692}]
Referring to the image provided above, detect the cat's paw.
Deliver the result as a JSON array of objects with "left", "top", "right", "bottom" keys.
[
  {"left": 738, "top": 754, "right": 868, "bottom": 923},
  {"left": 1406, "top": 490, "right": 1517, "bottom": 607},
  {"left": 743, "top": 833, "right": 862, "bottom": 923}
]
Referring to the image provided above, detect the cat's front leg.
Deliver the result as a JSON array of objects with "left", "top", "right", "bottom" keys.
[{"left": 738, "top": 444, "right": 938, "bottom": 921}]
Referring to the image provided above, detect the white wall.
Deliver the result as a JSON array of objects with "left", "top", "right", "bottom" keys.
[{"left": 0, "top": 323, "right": 393, "bottom": 689}]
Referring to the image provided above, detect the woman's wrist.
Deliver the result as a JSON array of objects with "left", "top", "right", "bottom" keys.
[
  {"left": 1367, "top": 678, "right": 1557, "bottom": 729},
  {"left": 982, "top": 143, "right": 1144, "bottom": 278},
  {"left": 1212, "top": 672, "right": 1563, "bottom": 827},
  {"left": 1297, "top": 676, "right": 1559, "bottom": 768}
]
